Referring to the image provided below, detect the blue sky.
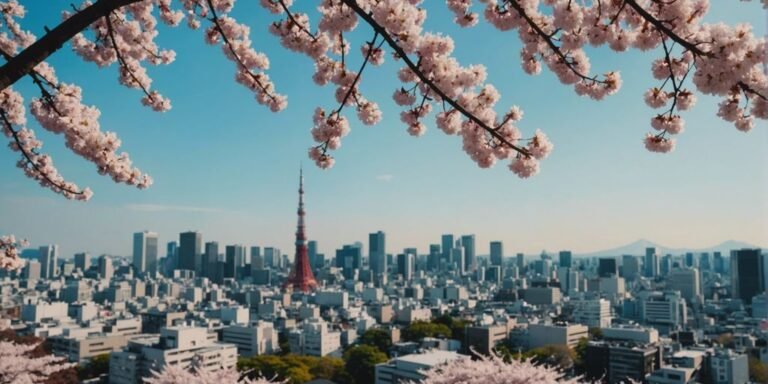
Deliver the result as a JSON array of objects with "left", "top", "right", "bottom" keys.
[{"left": 0, "top": 1, "right": 766, "bottom": 258}]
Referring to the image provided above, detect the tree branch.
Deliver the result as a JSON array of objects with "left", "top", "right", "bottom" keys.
[
  {"left": 1, "top": 111, "right": 83, "bottom": 196},
  {"left": 0, "top": 0, "right": 142, "bottom": 91},
  {"left": 340, "top": 0, "right": 531, "bottom": 157},
  {"left": 105, "top": 13, "right": 155, "bottom": 100},
  {"left": 623, "top": 0, "right": 708, "bottom": 57}
]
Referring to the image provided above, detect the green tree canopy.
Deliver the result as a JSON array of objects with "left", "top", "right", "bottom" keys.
[
  {"left": 343, "top": 345, "right": 389, "bottom": 384},
  {"left": 359, "top": 328, "right": 393, "bottom": 355},
  {"left": 402, "top": 321, "right": 452, "bottom": 342}
]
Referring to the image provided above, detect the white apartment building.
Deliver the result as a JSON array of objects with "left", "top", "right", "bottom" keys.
[
  {"left": 375, "top": 350, "right": 467, "bottom": 384},
  {"left": 108, "top": 326, "right": 236, "bottom": 384},
  {"left": 221, "top": 321, "right": 279, "bottom": 357},
  {"left": 572, "top": 299, "right": 613, "bottom": 328},
  {"left": 21, "top": 301, "right": 68, "bottom": 323},
  {"left": 527, "top": 323, "right": 588, "bottom": 349},
  {"left": 288, "top": 318, "right": 341, "bottom": 357}
]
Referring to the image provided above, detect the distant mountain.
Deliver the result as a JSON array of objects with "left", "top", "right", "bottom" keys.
[{"left": 577, "top": 239, "right": 762, "bottom": 257}]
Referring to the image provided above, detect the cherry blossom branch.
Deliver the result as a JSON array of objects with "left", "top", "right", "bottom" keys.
[
  {"left": 623, "top": 0, "right": 708, "bottom": 57},
  {"left": 206, "top": 0, "right": 276, "bottom": 102},
  {"left": 341, "top": 0, "right": 531, "bottom": 157},
  {"left": 104, "top": 13, "right": 155, "bottom": 101},
  {"left": 335, "top": 32, "right": 378, "bottom": 115},
  {"left": 0, "top": 111, "right": 83, "bottom": 196},
  {"left": 504, "top": 0, "right": 605, "bottom": 84},
  {"left": 0, "top": 0, "right": 142, "bottom": 91},
  {"left": 275, "top": 0, "right": 316, "bottom": 40},
  {"left": 738, "top": 81, "right": 767, "bottom": 101}
]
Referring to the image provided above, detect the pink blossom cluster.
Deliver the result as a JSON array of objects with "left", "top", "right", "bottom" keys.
[
  {"left": 146, "top": 364, "right": 282, "bottom": 384},
  {"left": 0, "top": 0, "right": 33, "bottom": 54},
  {"left": 420, "top": 351, "right": 578, "bottom": 384},
  {"left": 1, "top": 86, "right": 94, "bottom": 200},
  {"left": 0, "top": 234, "right": 27, "bottom": 271},
  {"left": 29, "top": 66, "right": 152, "bottom": 190},
  {"left": 448, "top": 0, "right": 767, "bottom": 153},
  {"left": 184, "top": 0, "right": 287, "bottom": 112},
  {"left": 0, "top": 340, "right": 74, "bottom": 383},
  {"left": 69, "top": 1, "right": 175, "bottom": 111}
]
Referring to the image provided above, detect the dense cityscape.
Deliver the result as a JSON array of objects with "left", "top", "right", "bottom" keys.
[{"left": 0, "top": 171, "right": 766, "bottom": 384}]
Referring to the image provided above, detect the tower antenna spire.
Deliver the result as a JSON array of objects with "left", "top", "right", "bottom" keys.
[{"left": 284, "top": 167, "right": 318, "bottom": 292}]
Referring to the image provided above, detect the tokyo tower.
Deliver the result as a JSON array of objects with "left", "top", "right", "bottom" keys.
[{"left": 283, "top": 167, "right": 319, "bottom": 292}]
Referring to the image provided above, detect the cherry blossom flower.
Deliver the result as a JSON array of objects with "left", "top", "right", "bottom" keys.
[
  {"left": 0, "top": 234, "right": 27, "bottom": 271},
  {"left": 420, "top": 350, "right": 578, "bottom": 384},
  {"left": 0, "top": 340, "right": 74, "bottom": 383},
  {"left": 146, "top": 364, "right": 282, "bottom": 384}
]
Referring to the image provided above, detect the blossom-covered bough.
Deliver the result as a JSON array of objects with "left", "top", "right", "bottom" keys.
[
  {"left": 418, "top": 351, "right": 579, "bottom": 384},
  {"left": 0, "top": 0, "right": 764, "bottom": 201},
  {"left": 0, "top": 234, "right": 26, "bottom": 270},
  {"left": 0, "top": 339, "right": 74, "bottom": 383},
  {"left": 145, "top": 365, "right": 283, "bottom": 384}
]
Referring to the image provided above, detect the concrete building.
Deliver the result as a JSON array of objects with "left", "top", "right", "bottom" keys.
[
  {"left": 370, "top": 231, "right": 387, "bottom": 277},
  {"left": 221, "top": 321, "right": 279, "bottom": 357},
  {"left": 178, "top": 231, "right": 203, "bottom": 275},
  {"left": 602, "top": 326, "right": 659, "bottom": 344},
  {"left": 527, "top": 323, "right": 588, "bottom": 349},
  {"left": 375, "top": 350, "right": 466, "bottom": 384},
  {"left": 464, "top": 322, "right": 513, "bottom": 355},
  {"left": 668, "top": 268, "right": 702, "bottom": 303},
  {"left": 74, "top": 252, "right": 90, "bottom": 272},
  {"left": 709, "top": 349, "right": 749, "bottom": 384},
  {"left": 109, "top": 326, "right": 236, "bottom": 384},
  {"left": 490, "top": 241, "right": 503, "bottom": 267},
  {"left": 641, "top": 291, "right": 687, "bottom": 334},
  {"left": 731, "top": 249, "right": 765, "bottom": 307},
  {"left": 133, "top": 231, "right": 158, "bottom": 276},
  {"left": 39, "top": 245, "right": 59, "bottom": 279},
  {"left": 646, "top": 247, "right": 660, "bottom": 278},
  {"left": 585, "top": 341, "right": 662, "bottom": 384},
  {"left": 572, "top": 299, "right": 612, "bottom": 328},
  {"left": 288, "top": 318, "right": 341, "bottom": 357}
]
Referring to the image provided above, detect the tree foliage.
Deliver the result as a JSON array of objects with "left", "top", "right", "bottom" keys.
[
  {"left": 238, "top": 354, "right": 347, "bottom": 384},
  {"left": 359, "top": 328, "right": 392, "bottom": 355},
  {"left": 749, "top": 357, "right": 768, "bottom": 384},
  {"left": 77, "top": 353, "right": 111, "bottom": 381},
  {"left": 342, "top": 345, "right": 388, "bottom": 384},
  {"left": 402, "top": 321, "right": 452, "bottom": 342}
]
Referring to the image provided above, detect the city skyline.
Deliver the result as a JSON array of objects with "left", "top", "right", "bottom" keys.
[{"left": 1, "top": 1, "right": 766, "bottom": 257}]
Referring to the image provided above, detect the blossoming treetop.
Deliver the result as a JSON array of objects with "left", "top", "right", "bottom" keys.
[{"left": 0, "top": 0, "right": 765, "bottom": 203}]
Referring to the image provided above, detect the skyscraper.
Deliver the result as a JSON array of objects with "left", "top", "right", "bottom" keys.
[
  {"left": 441, "top": 234, "right": 454, "bottom": 265},
  {"left": 559, "top": 250, "right": 573, "bottom": 268},
  {"left": 205, "top": 241, "right": 220, "bottom": 281},
  {"left": 284, "top": 168, "right": 319, "bottom": 292},
  {"left": 490, "top": 241, "right": 503, "bottom": 267},
  {"left": 74, "top": 252, "right": 90, "bottom": 272},
  {"left": 38, "top": 245, "right": 58, "bottom": 279},
  {"left": 461, "top": 234, "right": 476, "bottom": 272},
  {"left": 645, "top": 247, "right": 659, "bottom": 278},
  {"left": 225, "top": 245, "right": 245, "bottom": 279},
  {"left": 516, "top": 253, "right": 525, "bottom": 271},
  {"left": 133, "top": 231, "right": 159, "bottom": 276},
  {"left": 165, "top": 241, "right": 178, "bottom": 276},
  {"left": 336, "top": 245, "right": 362, "bottom": 280},
  {"left": 178, "top": 231, "right": 202, "bottom": 274},
  {"left": 731, "top": 249, "right": 765, "bottom": 305},
  {"left": 428, "top": 244, "right": 441, "bottom": 271},
  {"left": 369, "top": 231, "right": 386, "bottom": 276},
  {"left": 598, "top": 258, "right": 618, "bottom": 278},
  {"left": 250, "top": 246, "right": 263, "bottom": 273},
  {"left": 622, "top": 255, "right": 640, "bottom": 281},
  {"left": 98, "top": 255, "right": 113, "bottom": 281},
  {"left": 397, "top": 253, "right": 414, "bottom": 280}
]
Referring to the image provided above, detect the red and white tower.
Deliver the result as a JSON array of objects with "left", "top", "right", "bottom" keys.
[{"left": 284, "top": 167, "right": 319, "bottom": 292}]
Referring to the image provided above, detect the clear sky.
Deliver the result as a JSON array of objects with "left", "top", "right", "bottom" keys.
[{"left": 0, "top": 1, "right": 766, "bottom": 258}]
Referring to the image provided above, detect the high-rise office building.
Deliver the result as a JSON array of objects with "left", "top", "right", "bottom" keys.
[
  {"left": 684, "top": 252, "right": 696, "bottom": 268},
  {"left": 336, "top": 245, "right": 362, "bottom": 280},
  {"left": 490, "top": 241, "right": 503, "bottom": 267},
  {"left": 731, "top": 249, "right": 765, "bottom": 305},
  {"left": 38, "top": 245, "right": 58, "bottom": 279},
  {"left": 133, "top": 231, "right": 158, "bottom": 276},
  {"left": 24, "top": 260, "right": 41, "bottom": 281},
  {"left": 225, "top": 245, "right": 246, "bottom": 279},
  {"left": 250, "top": 246, "right": 263, "bottom": 272},
  {"left": 369, "top": 231, "right": 386, "bottom": 276},
  {"left": 713, "top": 252, "right": 725, "bottom": 274},
  {"left": 699, "top": 252, "right": 711, "bottom": 271},
  {"left": 516, "top": 253, "right": 525, "bottom": 271},
  {"left": 559, "top": 250, "right": 572, "bottom": 268},
  {"left": 165, "top": 241, "right": 178, "bottom": 276},
  {"left": 74, "top": 252, "right": 90, "bottom": 272},
  {"left": 263, "top": 247, "right": 280, "bottom": 268},
  {"left": 598, "top": 258, "right": 618, "bottom": 278},
  {"left": 204, "top": 241, "right": 220, "bottom": 281},
  {"left": 98, "top": 255, "right": 113, "bottom": 281},
  {"left": 461, "top": 235, "right": 476, "bottom": 273},
  {"left": 428, "top": 244, "right": 441, "bottom": 271},
  {"left": 441, "top": 234, "right": 454, "bottom": 265},
  {"left": 397, "top": 253, "right": 415, "bottom": 280},
  {"left": 645, "top": 247, "right": 659, "bottom": 278},
  {"left": 178, "top": 231, "right": 202, "bottom": 274},
  {"left": 622, "top": 255, "right": 640, "bottom": 281},
  {"left": 668, "top": 268, "right": 701, "bottom": 303}
]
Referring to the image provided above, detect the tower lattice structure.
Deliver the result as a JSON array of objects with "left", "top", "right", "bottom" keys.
[{"left": 284, "top": 168, "right": 319, "bottom": 292}]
